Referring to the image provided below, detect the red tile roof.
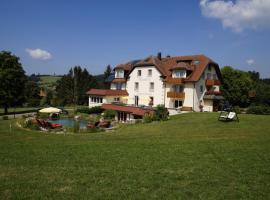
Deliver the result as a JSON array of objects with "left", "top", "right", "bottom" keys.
[
  {"left": 86, "top": 89, "right": 128, "bottom": 96},
  {"left": 112, "top": 54, "right": 222, "bottom": 82},
  {"left": 101, "top": 104, "right": 154, "bottom": 116}
]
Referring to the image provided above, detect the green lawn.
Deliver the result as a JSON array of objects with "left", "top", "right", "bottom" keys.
[{"left": 0, "top": 113, "right": 270, "bottom": 199}]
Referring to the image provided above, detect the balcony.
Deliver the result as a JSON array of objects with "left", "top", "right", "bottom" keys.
[
  {"left": 165, "top": 77, "right": 185, "bottom": 84},
  {"left": 205, "top": 79, "right": 221, "bottom": 86},
  {"left": 167, "top": 91, "right": 185, "bottom": 99},
  {"left": 205, "top": 91, "right": 222, "bottom": 95}
]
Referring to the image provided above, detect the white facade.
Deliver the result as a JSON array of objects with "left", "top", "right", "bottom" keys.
[
  {"left": 88, "top": 63, "right": 221, "bottom": 113},
  {"left": 126, "top": 66, "right": 165, "bottom": 107}
]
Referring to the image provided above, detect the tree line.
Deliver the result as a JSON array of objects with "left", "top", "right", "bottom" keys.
[
  {"left": 1, "top": 50, "right": 270, "bottom": 114},
  {"left": 0, "top": 51, "right": 112, "bottom": 114}
]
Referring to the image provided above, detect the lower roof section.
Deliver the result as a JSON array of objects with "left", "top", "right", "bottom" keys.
[
  {"left": 86, "top": 89, "right": 128, "bottom": 96},
  {"left": 101, "top": 104, "right": 154, "bottom": 116}
]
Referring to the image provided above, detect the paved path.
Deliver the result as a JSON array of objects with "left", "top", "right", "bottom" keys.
[{"left": 4, "top": 112, "right": 37, "bottom": 119}]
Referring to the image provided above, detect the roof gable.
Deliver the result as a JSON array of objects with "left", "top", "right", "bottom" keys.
[{"left": 112, "top": 54, "right": 221, "bottom": 82}]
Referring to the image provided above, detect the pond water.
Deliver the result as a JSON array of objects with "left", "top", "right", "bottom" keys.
[{"left": 48, "top": 118, "right": 88, "bottom": 128}]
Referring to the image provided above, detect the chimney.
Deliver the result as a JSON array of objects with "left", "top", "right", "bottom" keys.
[{"left": 157, "top": 52, "right": 162, "bottom": 60}]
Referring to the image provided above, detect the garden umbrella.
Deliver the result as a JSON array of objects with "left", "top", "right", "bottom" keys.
[{"left": 39, "top": 107, "right": 62, "bottom": 113}]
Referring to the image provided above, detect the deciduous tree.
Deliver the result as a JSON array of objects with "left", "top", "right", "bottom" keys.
[{"left": 0, "top": 51, "right": 27, "bottom": 114}]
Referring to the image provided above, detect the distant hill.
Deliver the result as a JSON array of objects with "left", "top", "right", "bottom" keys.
[{"left": 38, "top": 75, "right": 62, "bottom": 90}]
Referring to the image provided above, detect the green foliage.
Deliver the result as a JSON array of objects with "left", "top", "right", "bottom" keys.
[
  {"left": 20, "top": 118, "right": 40, "bottom": 130},
  {"left": 154, "top": 105, "right": 169, "bottom": 121},
  {"left": 143, "top": 114, "right": 153, "bottom": 123},
  {"left": 247, "top": 105, "right": 270, "bottom": 115},
  {"left": 103, "top": 65, "right": 112, "bottom": 89},
  {"left": 233, "top": 106, "right": 241, "bottom": 114},
  {"left": 221, "top": 66, "right": 253, "bottom": 107},
  {"left": 2, "top": 116, "right": 8, "bottom": 120},
  {"left": 76, "top": 106, "right": 103, "bottom": 114},
  {"left": 55, "top": 66, "right": 98, "bottom": 106},
  {"left": 103, "top": 109, "right": 116, "bottom": 120},
  {"left": 0, "top": 51, "right": 27, "bottom": 114},
  {"left": 24, "top": 80, "right": 41, "bottom": 107},
  {"left": 73, "top": 120, "right": 80, "bottom": 133},
  {"left": 253, "top": 81, "right": 270, "bottom": 106}
]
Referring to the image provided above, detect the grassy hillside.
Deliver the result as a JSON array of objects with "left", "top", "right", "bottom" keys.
[
  {"left": 0, "top": 113, "right": 270, "bottom": 199},
  {"left": 38, "top": 75, "right": 62, "bottom": 89}
]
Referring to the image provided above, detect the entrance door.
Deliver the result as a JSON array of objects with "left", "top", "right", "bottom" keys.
[{"left": 135, "top": 96, "right": 139, "bottom": 106}]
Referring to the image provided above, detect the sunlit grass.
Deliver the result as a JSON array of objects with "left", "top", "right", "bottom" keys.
[{"left": 0, "top": 113, "right": 270, "bottom": 199}]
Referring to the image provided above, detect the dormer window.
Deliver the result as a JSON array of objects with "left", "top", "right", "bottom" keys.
[
  {"left": 115, "top": 69, "right": 124, "bottom": 78},
  {"left": 172, "top": 70, "right": 186, "bottom": 78}
]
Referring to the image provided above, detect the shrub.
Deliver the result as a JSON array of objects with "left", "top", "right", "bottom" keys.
[
  {"left": 73, "top": 120, "right": 80, "bottom": 133},
  {"left": 143, "top": 114, "right": 153, "bottom": 123},
  {"left": 2, "top": 116, "right": 8, "bottom": 120},
  {"left": 154, "top": 105, "right": 169, "bottom": 121},
  {"left": 76, "top": 106, "right": 103, "bottom": 114},
  {"left": 21, "top": 115, "right": 27, "bottom": 119},
  {"left": 103, "top": 109, "right": 116, "bottom": 120},
  {"left": 246, "top": 105, "right": 270, "bottom": 115},
  {"left": 233, "top": 106, "right": 241, "bottom": 114}
]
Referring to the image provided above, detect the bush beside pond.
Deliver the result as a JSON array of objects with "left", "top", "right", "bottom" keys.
[{"left": 76, "top": 106, "right": 104, "bottom": 114}]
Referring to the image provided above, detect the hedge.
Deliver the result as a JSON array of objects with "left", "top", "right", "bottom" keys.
[
  {"left": 246, "top": 105, "right": 270, "bottom": 115},
  {"left": 76, "top": 106, "right": 104, "bottom": 114}
]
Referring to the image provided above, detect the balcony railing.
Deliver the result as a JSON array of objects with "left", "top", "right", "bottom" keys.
[
  {"left": 165, "top": 77, "right": 185, "bottom": 84},
  {"left": 167, "top": 91, "right": 185, "bottom": 99},
  {"left": 205, "top": 91, "right": 222, "bottom": 95},
  {"left": 205, "top": 79, "right": 221, "bottom": 86}
]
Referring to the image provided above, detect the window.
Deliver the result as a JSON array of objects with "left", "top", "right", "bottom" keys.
[
  {"left": 173, "top": 85, "right": 184, "bottom": 93},
  {"left": 213, "top": 74, "right": 217, "bottom": 80},
  {"left": 114, "top": 97, "right": 120, "bottom": 102},
  {"left": 135, "top": 96, "right": 139, "bottom": 106},
  {"left": 150, "top": 82, "right": 154, "bottom": 91},
  {"left": 207, "top": 73, "right": 212, "bottom": 79},
  {"left": 91, "top": 96, "right": 103, "bottom": 103},
  {"left": 116, "top": 83, "right": 122, "bottom": 90},
  {"left": 208, "top": 65, "right": 211, "bottom": 71},
  {"left": 115, "top": 70, "right": 124, "bottom": 78},
  {"left": 149, "top": 96, "right": 154, "bottom": 106},
  {"left": 135, "top": 82, "right": 139, "bottom": 91},
  {"left": 148, "top": 69, "right": 152, "bottom": 77},
  {"left": 174, "top": 100, "right": 183, "bottom": 108},
  {"left": 137, "top": 70, "right": 141, "bottom": 76},
  {"left": 173, "top": 70, "right": 186, "bottom": 78},
  {"left": 200, "top": 85, "right": 204, "bottom": 93},
  {"left": 193, "top": 60, "right": 200, "bottom": 65}
]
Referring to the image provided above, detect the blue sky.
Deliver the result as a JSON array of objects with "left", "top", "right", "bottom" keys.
[{"left": 1, "top": 0, "right": 270, "bottom": 77}]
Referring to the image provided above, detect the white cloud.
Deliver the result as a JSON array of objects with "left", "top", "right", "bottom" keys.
[
  {"left": 26, "top": 48, "right": 52, "bottom": 60},
  {"left": 200, "top": 0, "right": 270, "bottom": 32},
  {"left": 246, "top": 59, "right": 255, "bottom": 65}
]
